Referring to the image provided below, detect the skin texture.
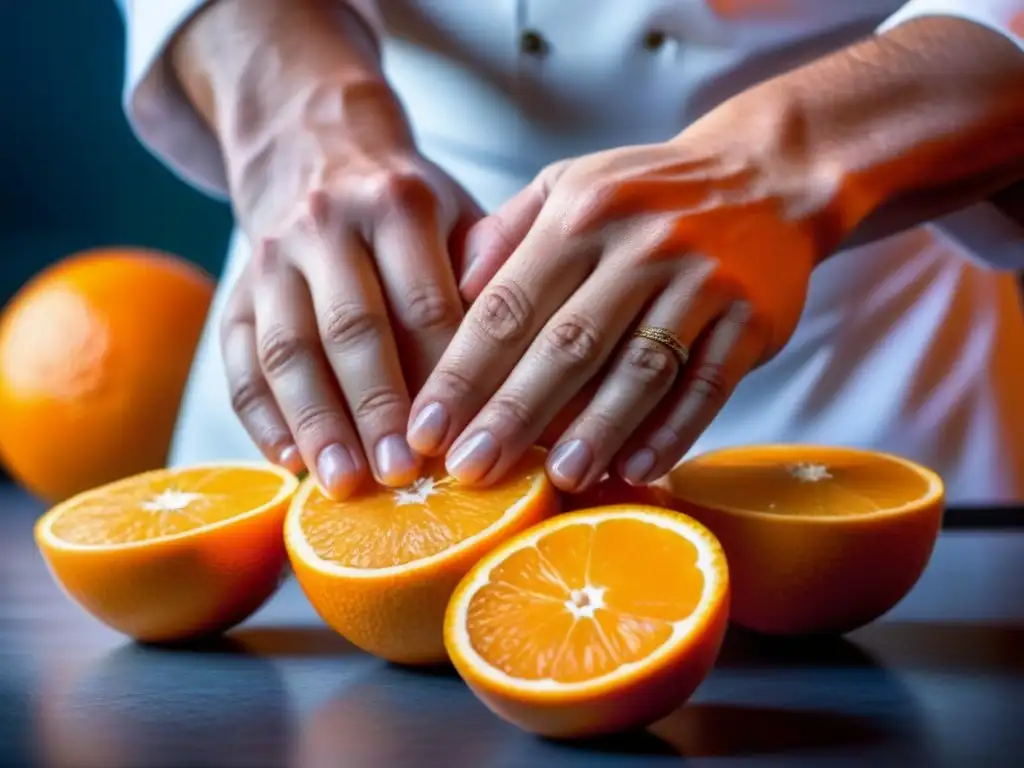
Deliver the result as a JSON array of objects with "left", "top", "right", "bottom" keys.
[
  {"left": 172, "top": 0, "right": 483, "bottom": 498},
  {"left": 408, "top": 16, "right": 1024, "bottom": 492},
  {"left": 175, "top": 3, "right": 1024, "bottom": 496}
]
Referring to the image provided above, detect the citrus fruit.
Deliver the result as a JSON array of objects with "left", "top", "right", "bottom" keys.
[
  {"left": 563, "top": 473, "right": 675, "bottom": 511},
  {"left": 660, "top": 444, "right": 944, "bottom": 636},
  {"left": 0, "top": 248, "right": 214, "bottom": 502},
  {"left": 444, "top": 505, "right": 730, "bottom": 738},
  {"left": 34, "top": 462, "right": 298, "bottom": 643},
  {"left": 285, "top": 447, "right": 558, "bottom": 665}
]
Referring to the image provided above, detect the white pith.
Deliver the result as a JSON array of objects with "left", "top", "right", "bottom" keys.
[
  {"left": 37, "top": 461, "right": 298, "bottom": 551},
  {"left": 674, "top": 446, "right": 945, "bottom": 522},
  {"left": 393, "top": 475, "right": 444, "bottom": 506},
  {"left": 141, "top": 489, "right": 205, "bottom": 512},
  {"left": 449, "top": 508, "right": 725, "bottom": 695},
  {"left": 285, "top": 472, "right": 548, "bottom": 579},
  {"left": 787, "top": 462, "right": 833, "bottom": 483}
]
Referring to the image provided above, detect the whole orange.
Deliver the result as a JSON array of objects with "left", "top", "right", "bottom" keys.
[{"left": 0, "top": 248, "right": 214, "bottom": 502}]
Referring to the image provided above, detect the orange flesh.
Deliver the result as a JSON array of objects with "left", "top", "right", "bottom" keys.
[
  {"left": 299, "top": 454, "right": 545, "bottom": 569},
  {"left": 466, "top": 518, "right": 705, "bottom": 683},
  {"left": 49, "top": 467, "right": 289, "bottom": 545},
  {"left": 672, "top": 449, "right": 932, "bottom": 517}
]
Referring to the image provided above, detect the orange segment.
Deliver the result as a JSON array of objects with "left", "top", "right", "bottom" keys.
[
  {"left": 47, "top": 465, "right": 292, "bottom": 546},
  {"left": 670, "top": 445, "right": 934, "bottom": 517},
  {"left": 445, "top": 506, "right": 730, "bottom": 738},
  {"left": 35, "top": 463, "right": 298, "bottom": 642},
  {"left": 660, "top": 444, "right": 944, "bottom": 635},
  {"left": 297, "top": 458, "right": 543, "bottom": 568},
  {"left": 285, "top": 447, "right": 558, "bottom": 664}
]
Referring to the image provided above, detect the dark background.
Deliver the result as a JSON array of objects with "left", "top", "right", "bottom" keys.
[
  {"left": 1, "top": 0, "right": 233, "bottom": 482},
  {"left": 1, "top": 0, "right": 233, "bottom": 306}
]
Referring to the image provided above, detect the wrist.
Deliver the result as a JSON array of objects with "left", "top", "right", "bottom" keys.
[
  {"left": 733, "top": 17, "right": 1024, "bottom": 247},
  {"left": 171, "top": 0, "right": 396, "bottom": 152},
  {"left": 682, "top": 87, "right": 856, "bottom": 263}
]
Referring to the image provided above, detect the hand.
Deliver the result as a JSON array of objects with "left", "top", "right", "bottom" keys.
[
  {"left": 174, "top": 1, "right": 482, "bottom": 497},
  {"left": 409, "top": 104, "right": 842, "bottom": 492},
  {"left": 222, "top": 87, "right": 482, "bottom": 497}
]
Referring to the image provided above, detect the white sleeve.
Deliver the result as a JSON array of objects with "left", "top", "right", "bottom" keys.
[
  {"left": 878, "top": 0, "right": 1024, "bottom": 270},
  {"left": 115, "top": 0, "right": 382, "bottom": 200}
]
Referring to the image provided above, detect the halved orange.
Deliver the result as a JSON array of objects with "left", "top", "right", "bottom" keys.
[
  {"left": 444, "top": 505, "right": 730, "bottom": 738},
  {"left": 660, "top": 444, "right": 944, "bottom": 635},
  {"left": 285, "top": 447, "right": 558, "bottom": 665},
  {"left": 34, "top": 462, "right": 299, "bottom": 642}
]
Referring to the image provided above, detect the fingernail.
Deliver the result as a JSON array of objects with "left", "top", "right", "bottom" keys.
[
  {"left": 459, "top": 257, "right": 484, "bottom": 295},
  {"left": 458, "top": 227, "right": 484, "bottom": 287},
  {"left": 375, "top": 434, "right": 420, "bottom": 486},
  {"left": 447, "top": 430, "right": 500, "bottom": 484},
  {"left": 547, "top": 439, "right": 593, "bottom": 490},
  {"left": 316, "top": 444, "right": 359, "bottom": 499},
  {"left": 622, "top": 448, "right": 657, "bottom": 486},
  {"left": 407, "top": 402, "right": 450, "bottom": 454},
  {"left": 278, "top": 444, "right": 304, "bottom": 474}
]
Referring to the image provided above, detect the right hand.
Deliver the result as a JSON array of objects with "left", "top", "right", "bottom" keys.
[
  {"left": 222, "top": 85, "right": 482, "bottom": 498},
  {"left": 176, "top": 1, "right": 483, "bottom": 498}
]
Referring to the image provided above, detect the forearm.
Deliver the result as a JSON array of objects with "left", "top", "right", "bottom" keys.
[
  {"left": 719, "top": 16, "right": 1024, "bottom": 251},
  {"left": 170, "top": 0, "right": 410, "bottom": 158}
]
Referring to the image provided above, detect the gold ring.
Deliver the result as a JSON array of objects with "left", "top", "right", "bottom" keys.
[{"left": 633, "top": 326, "right": 690, "bottom": 365}]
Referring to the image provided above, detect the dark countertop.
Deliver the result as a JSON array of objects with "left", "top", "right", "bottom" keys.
[{"left": 1, "top": 484, "right": 1021, "bottom": 767}]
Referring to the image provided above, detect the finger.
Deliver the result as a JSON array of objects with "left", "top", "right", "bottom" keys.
[
  {"left": 373, "top": 194, "right": 465, "bottom": 390},
  {"left": 296, "top": 206, "right": 420, "bottom": 487},
  {"left": 545, "top": 262, "right": 729, "bottom": 492},
  {"left": 458, "top": 161, "right": 568, "bottom": 302},
  {"left": 443, "top": 263, "right": 663, "bottom": 486},
  {"left": 251, "top": 241, "right": 368, "bottom": 498},
  {"left": 408, "top": 206, "right": 596, "bottom": 459},
  {"left": 617, "top": 302, "right": 767, "bottom": 485},
  {"left": 448, "top": 187, "right": 486, "bottom": 284},
  {"left": 220, "top": 268, "right": 304, "bottom": 475},
  {"left": 536, "top": 379, "right": 601, "bottom": 450}
]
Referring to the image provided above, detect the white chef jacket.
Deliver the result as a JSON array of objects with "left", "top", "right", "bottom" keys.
[{"left": 115, "top": 0, "right": 1024, "bottom": 505}]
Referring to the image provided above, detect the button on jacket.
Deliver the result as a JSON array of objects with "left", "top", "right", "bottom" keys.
[{"left": 114, "top": 0, "right": 1024, "bottom": 504}]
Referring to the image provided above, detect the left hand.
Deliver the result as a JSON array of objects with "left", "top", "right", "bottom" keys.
[{"left": 407, "top": 108, "right": 842, "bottom": 491}]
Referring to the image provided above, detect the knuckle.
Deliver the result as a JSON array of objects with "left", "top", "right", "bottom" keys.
[
  {"left": 289, "top": 188, "right": 340, "bottom": 237},
  {"left": 228, "top": 373, "right": 269, "bottom": 417},
  {"left": 538, "top": 160, "right": 569, "bottom": 190},
  {"left": 372, "top": 170, "right": 435, "bottom": 214},
  {"left": 561, "top": 181, "right": 616, "bottom": 235},
  {"left": 351, "top": 385, "right": 406, "bottom": 424},
  {"left": 398, "top": 284, "right": 460, "bottom": 333},
  {"left": 623, "top": 338, "right": 678, "bottom": 387},
  {"left": 304, "top": 188, "right": 332, "bottom": 227},
  {"left": 252, "top": 237, "right": 284, "bottom": 274},
  {"left": 471, "top": 280, "right": 534, "bottom": 345},
  {"left": 258, "top": 324, "right": 314, "bottom": 376},
  {"left": 689, "top": 362, "right": 731, "bottom": 404},
  {"left": 734, "top": 301, "right": 771, "bottom": 340},
  {"left": 290, "top": 402, "right": 341, "bottom": 440},
  {"left": 544, "top": 316, "right": 603, "bottom": 368},
  {"left": 487, "top": 394, "right": 535, "bottom": 433},
  {"left": 320, "top": 300, "right": 387, "bottom": 349},
  {"left": 430, "top": 367, "right": 479, "bottom": 401}
]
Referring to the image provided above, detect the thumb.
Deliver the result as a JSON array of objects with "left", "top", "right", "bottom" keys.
[{"left": 458, "top": 161, "right": 567, "bottom": 303}]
